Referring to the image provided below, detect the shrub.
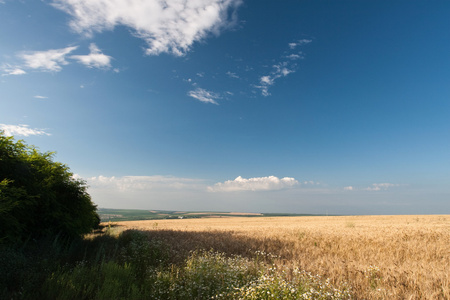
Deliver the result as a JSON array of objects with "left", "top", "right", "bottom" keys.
[{"left": 0, "top": 132, "right": 99, "bottom": 243}]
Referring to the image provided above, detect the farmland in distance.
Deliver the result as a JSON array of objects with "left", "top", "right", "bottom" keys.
[{"left": 98, "top": 207, "right": 321, "bottom": 222}]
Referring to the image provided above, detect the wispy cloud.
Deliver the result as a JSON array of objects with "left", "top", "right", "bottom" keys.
[
  {"left": 86, "top": 175, "right": 205, "bottom": 191},
  {"left": 176, "top": 38, "right": 309, "bottom": 101},
  {"left": 255, "top": 39, "right": 311, "bottom": 96},
  {"left": 1, "top": 64, "right": 26, "bottom": 76},
  {"left": 51, "top": 0, "right": 243, "bottom": 56},
  {"left": 303, "top": 181, "right": 319, "bottom": 185},
  {"left": 289, "top": 39, "right": 312, "bottom": 49},
  {"left": 286, "top": 53, "right": 303, "bottom": 60},
  {"left": 70, "top": 43, "right": 112, "bottom": 69},
  {"left": 0, "top": 124, "right": 51, "bottom": 137},
  {"left": 188, "top": 88, "right": 220, "bottom": 104},
  {"left": 255, "top": 62, "right": 294, "bottom": 96},
  {"left": 34, "top": 95, "right": 48, "bottom": 99},
  {"left": 343, "top": 183, "right": 400, "bottom": 191},
  {"left": 226, "top": 71, "right": 239, "bottom": 78},
  {"left": 20, "top": 46, "right": 78, "bottom": 72},
  {"left": 8, "top": 44, "right": 114, "bottom": 74},
  {"left": 365, "top": 183, "right": 400, "bottom": 191},
  {"left": 208, "top": 175, "right": 299, "bottom": 192}
]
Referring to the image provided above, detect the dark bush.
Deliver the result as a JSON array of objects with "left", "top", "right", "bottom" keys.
[{"left": 0, "top": 132, "right": 99, "bottom": 244}]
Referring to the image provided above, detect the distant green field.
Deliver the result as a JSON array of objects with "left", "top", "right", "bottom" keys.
[{"left": 97, "top": 208, "right": 322, "bottom": 222}]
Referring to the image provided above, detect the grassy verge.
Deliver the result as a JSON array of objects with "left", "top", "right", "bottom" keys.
[{"left": 1, "top": 229, "right": 351, "bottom": 299}]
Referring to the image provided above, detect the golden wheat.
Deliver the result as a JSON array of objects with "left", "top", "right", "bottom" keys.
[{"left": 110, "top": 215, "right": 449, "bottom": 299}]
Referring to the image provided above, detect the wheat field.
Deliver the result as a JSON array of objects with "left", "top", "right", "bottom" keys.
[{"left": 111, "top": 215, "right": 449, "bottom": 299}]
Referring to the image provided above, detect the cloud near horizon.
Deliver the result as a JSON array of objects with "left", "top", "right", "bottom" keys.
[
  {"left": 84, "top": 174, "right": 302, "bottom": 193},
  {"left": 366, "top": 183, "right": 400, "bottom": 191},
  {"left": 85, "top": 175, "right": 206, "bottom": 191},
  {"left": 344, "top": 183, "right": 400, "bottom": 191},
  {"left": 51, "top": 0, "right": 243, "bottom": 57},
  {"left": 0, "top": 124, "right": 51, "bottom": 137},
  {"left": 208, "top": 175, "right": 299, "bottom": 192}
]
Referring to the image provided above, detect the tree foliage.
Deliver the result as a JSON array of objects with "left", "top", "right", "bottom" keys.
[{"left": 0, "top": 132, "right": 99, "bottom": 243}]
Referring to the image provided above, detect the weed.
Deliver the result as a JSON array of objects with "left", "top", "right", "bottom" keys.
[
  {"left": 365, "top": 265, "right": 381, "bottom": 289},
  {"left": 345, "top": 222, "right": 355, "bottom": 228}
]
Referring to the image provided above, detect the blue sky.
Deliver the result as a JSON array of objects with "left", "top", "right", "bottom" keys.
[{"left": 1, "top": 0, "right": 449, "bottom": 215}]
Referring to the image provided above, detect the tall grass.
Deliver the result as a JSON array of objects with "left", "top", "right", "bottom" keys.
[
  {"left": 1, "top": 229, "right": 351, "bottom": 299},
  {"left": 43, "top": 248, "right": 350, "bottom": 299}
]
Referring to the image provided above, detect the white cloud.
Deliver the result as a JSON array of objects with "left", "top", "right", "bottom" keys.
[
  {"left": 188, "top": 88, "right": 220, "bottom": 104},
  {"left": 260, "top": 75, "right": 274, "bottom": 85},
  {"left": 226, "top": 71, "right": 239, "bottom": 78},
  {"left": 255, "top": 84, "right": 270, "bottom": 97},
  {"left": 255, "top": 38, "right": 311, "bottom": 97},
  {"left": 0, "top": 124, "right": 51, "bottom": 137},
  {"left": 343, "top": 183, "right": 400, "bottom": 191},
  {"left": 10, "top": 44, "right": 114, "bottom": 73},
  {"left": 208, "top": 175, "right": 299, "bottom": 192},
  {"left": 303, "top": 181, "right": 319, "bottom": 185},
  {"left": 8, "top": 68, "right": 26, "bottom": 75},
  {"left": 34, "top": 95, "right": 48, "bottom": 99},
  {"left": 256, "top": 62, "right": 294, "bottom": 97},
  {"left": 274, "top": 62, "right": 293, "bottom": 76},
  {"left": 70, "top": 43, "right": 112, "bottom": 69},
  {"left": 287, "top": 54, "right": 300, "bottom": 60},
  {"left": 1, "top": 64, "right": 26, "bottom": 76},
  {"left": 51, "top": 0, "right": 243, "bottom": 56},
  {"left": 365, "top": 183, "right": 399, "bottom": 191},
  {"left": 86, "top": 175, "right": 205, "bottom": 191},
  {"left": 289, "top": 39, "right": 312, "bottom": 49},
  {"left": 20, "top": 46, "right": 78, "bottom": 72}
]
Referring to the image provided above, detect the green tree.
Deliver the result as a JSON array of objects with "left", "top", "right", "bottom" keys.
[{"left": 0, "top": 132, "right": 99, "bottom": 244}]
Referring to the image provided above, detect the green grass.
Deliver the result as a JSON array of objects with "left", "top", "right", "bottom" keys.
[{"left": 1, "top": 230, "right": 352, "bottom": 299}]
